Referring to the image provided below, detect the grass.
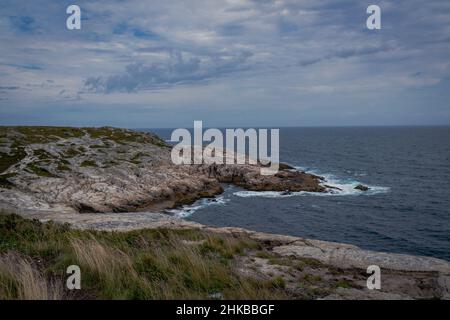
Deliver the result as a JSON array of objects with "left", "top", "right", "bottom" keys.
[
  {"left": 34, "top": 149, "right": 55, "bottom": 160},
  {"left": 16, "top": 126, "right": 85, "bottom": 139},
  {"left": 0, "top": 126, "right": 168, "bottom": 155},
  {"left": 0, "top": 212, "right": 290, "bottom": 300},
  {"left": 0, "top": 149, "right": 26, "bottom": 173},
  {"left": 0, "top": 173, "right": 16, "bottom": 189},
  {"left": 57, "top": 163, "right": 71, "bottom": 172},
  {"left": 25, "top": 164, "right": 58, "bottom": 178},
  {"left": 0, "top": 253, "right": 63, "bottom": 299},
  {"left": 64, "top": 147, "right": 81, "bottom": 158},
  {"left": 80, "top": 160, "right": 98, "bottom": 168},
  {"left": 84, "top": 127, "right": 168, "bottom": 147},
  {"left": 0, "top": 126, "right": 170, "bottom": 176}
]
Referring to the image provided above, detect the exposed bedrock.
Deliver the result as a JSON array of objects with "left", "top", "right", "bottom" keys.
[
  {"left": 21, "top": 211, "right": 450, "bottom": 300},
  {"left": 0, "top": 126, "right": 324, "bottom": 214}
]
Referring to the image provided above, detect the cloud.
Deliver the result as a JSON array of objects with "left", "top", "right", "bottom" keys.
[
  {"left": 84, "top": 50, "right": 253, "bottom": 93},
  {"left": 299, "top": 43, "right": 397, "bottom": 66},
  {"left": 0, "top": 86, "right": 20, "bottom": 90},
  {"left": 0, "top": 0, "right": 450, "bottom": 126},
  {"left": 8, "top": 15, "right": 36, "bottom": 33}
]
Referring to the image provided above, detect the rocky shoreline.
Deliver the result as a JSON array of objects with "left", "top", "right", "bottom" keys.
[
  {"left": 15, "top": 210, "right": 450, "bottom": 300},
  {"left": 0, "top": 126, "right": 325, "bottom": 214},
  {"left": 1, "top": 126, "right": 449, "bottom": 299}
]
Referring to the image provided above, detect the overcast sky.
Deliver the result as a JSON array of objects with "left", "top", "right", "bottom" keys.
[{"left": 1, "top": 0, "right": 450, "bottom": 128}]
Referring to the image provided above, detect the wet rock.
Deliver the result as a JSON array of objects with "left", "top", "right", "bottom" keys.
[
  {"left": 355, "top": 184, "right": 370, "bottom": 191},
  {"left": 278, "top": 163, "right": 295, "bottom": 170}
]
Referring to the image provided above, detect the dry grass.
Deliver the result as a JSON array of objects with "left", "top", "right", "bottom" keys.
[
  {"left": 71, "top": 238, "right": 135, "bottom": 276},
  {"left": 0, "top": 252, "right": 63, "bottom": 300},
  {"left": 68, "top": 233, "right": 284, "bottom": 299},
  {"left": 0, "top": 212, "right": 292, "bottom": 300}
]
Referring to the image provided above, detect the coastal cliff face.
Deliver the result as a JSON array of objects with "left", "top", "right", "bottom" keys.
[{"left": 0, "top": 126, "right": 324, "bottom": 214}]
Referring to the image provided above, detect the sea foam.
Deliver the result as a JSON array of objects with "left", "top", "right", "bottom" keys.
[
  {"left": 165, "top": 196, "right": 229, "bottom": 218},
  {"left": 233, "top": 166, "right": 390, "bottom": 198}
]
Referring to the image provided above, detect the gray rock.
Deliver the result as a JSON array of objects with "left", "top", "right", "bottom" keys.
[{"left": 355, "top": 184, "right": 370, "bottom": 191}]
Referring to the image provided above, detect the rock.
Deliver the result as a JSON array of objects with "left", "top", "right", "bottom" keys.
[
  {"left": 0, "top": 126, "right": 325, "bottom": 214},
  {"left": 355, "top": 184, "right": 370, "bottom": 191},
  {"left": 13, "top": 209, "right": 450, "bottom": 300},
  {"left": 278, "top": 163, "right": 295, "bottom": 170},
  {"left": 324, "top": 184, "right": 343, "bottom": 191},
  {"left": 321, "top": 288, "right": 412, "bottom": 300},
  {"left": 208, "top": 292, "right": 223, "bottom": 300}
]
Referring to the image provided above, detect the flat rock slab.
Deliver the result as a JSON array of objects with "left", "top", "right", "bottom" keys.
[
  {"left": 11, "top": 210, "right": 450, "bottom": 300},
  {"left": 25, "top": 210, "right": 450, "bottom": 276}
]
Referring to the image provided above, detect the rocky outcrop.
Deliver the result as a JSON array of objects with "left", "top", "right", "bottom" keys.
[
  {"left": 2, "top": 126, "right": 449, "bottom": 300},
  {"left": 355, "top": 184, "right": 370, "bottom": 191},
  {"left": 0, "top": 126, "right": 324, "bottom": 214},
  {"left": 194, "top": 163, "right": 325, "bottom": 192}
]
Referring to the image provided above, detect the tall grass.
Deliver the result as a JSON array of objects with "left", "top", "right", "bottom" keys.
[
  {"left": 0, "top": 253, "right": 63, "bottom": 299},
  {"left": 0, "top": 212, "right": 288, "bottom": 300}
]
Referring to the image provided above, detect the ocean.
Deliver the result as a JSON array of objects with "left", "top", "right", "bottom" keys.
[{"left": 148, "top": 127, "right": 450, "bottom": 261}]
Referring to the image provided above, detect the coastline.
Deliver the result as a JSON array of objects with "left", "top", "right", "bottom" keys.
[
  {"left": 3, "top": 209, "right": 450, "bottom": 300},
  {"left": 1, "top": 126, "right": 449, "bottom": 299}
]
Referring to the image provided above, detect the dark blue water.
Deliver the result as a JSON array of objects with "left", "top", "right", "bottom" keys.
[{"left": 148, "top": 127, "right": 450, "bottom": 261}]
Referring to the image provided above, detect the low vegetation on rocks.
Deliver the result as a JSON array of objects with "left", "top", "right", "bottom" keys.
[
  {"left": 2, "top": 211, "right": 446, "bottom": 300},
  {"left": 2, "top": 126, "right": 448, "bottom": 300},
  {"left": 0, "top": 211, "right": 344, "bottom": 300},
  {"left": 0, "top": 126, "right": 324, "bottom": 214}
]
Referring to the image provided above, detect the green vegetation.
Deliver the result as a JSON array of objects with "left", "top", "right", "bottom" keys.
[
  {"left": 0, "top": 213, "right": 293, "bottom": 300},
  {"left": 0, "top": 149, "right": 26, "bottom": 173},
  {"left": 102, "top": 160, "right": 118, "bottom": 168},
  {"left": 64, "top": 147, "right": 81, "bottom": 158},
  {"left": 34, "top": 149, "right": 55, "bottom": 161},
  {"left": 0, "top": 173, "right": 16, "bottom": 189},
  {"left": 0, "top": 126, "right": 168, "bottom": 151},
  {"left": 129, "top": 152, "right": 146, "bottom": 165},
  {"left": 0, "top": 212, "right": 362, "bottom": 300},
  {"left": 84, "top": 127, "right": 167, "bottom": 147},
  {"left": 333, "top": 279, "right": 353, "bottom": 289},
  {"left": 25, "top": 164, "right": 58, "bottom": 178},
  {"left": 90, "top": 144, "right": 108, "bottom": 149},
  {"left": 13, "top": 126, "right": 85, "bottom": 144},
  {"left": 0, "top": 126, "right": 170, "bottom": 178},
  {"left": 80, "top": 160, "right": 97, "bottom": 168}
]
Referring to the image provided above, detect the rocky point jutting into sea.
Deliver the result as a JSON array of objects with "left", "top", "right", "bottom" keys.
[{"left": 0, "top": 126, "right": 449, "bottom": 300}]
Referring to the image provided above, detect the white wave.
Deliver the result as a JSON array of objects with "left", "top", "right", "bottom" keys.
[
  {"left": 165, "top": 196, "right": 229, "bottom": 218},
  {"left": 233, "top": 166, "right": 390, "bottom": 199},
  {"left": 233, "top": 190, "right": 304, "bottom": 198}
]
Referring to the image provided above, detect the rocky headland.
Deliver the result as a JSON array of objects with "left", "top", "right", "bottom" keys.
[
  {"left": 0, "top": 126, "right": 449, "bottom": 300},
  {"left": 0, "top": 126, "right": 324, "bottom": 214}
]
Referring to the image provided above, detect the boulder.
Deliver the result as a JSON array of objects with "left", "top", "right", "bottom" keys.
[{"left": 355, "top": 184, "right": 370, "bottom": 191}]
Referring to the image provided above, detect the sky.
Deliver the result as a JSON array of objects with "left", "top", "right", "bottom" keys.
[{"left": 0, "top": 0, "right": 450, "bottom": 128}]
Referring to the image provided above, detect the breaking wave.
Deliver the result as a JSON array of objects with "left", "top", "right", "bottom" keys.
[
  {"left": 165, "top": 196, "right": 229, "bottom": 218},
  {"left": 233, "top": 166, "right": 390, "bottom": 198}
]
